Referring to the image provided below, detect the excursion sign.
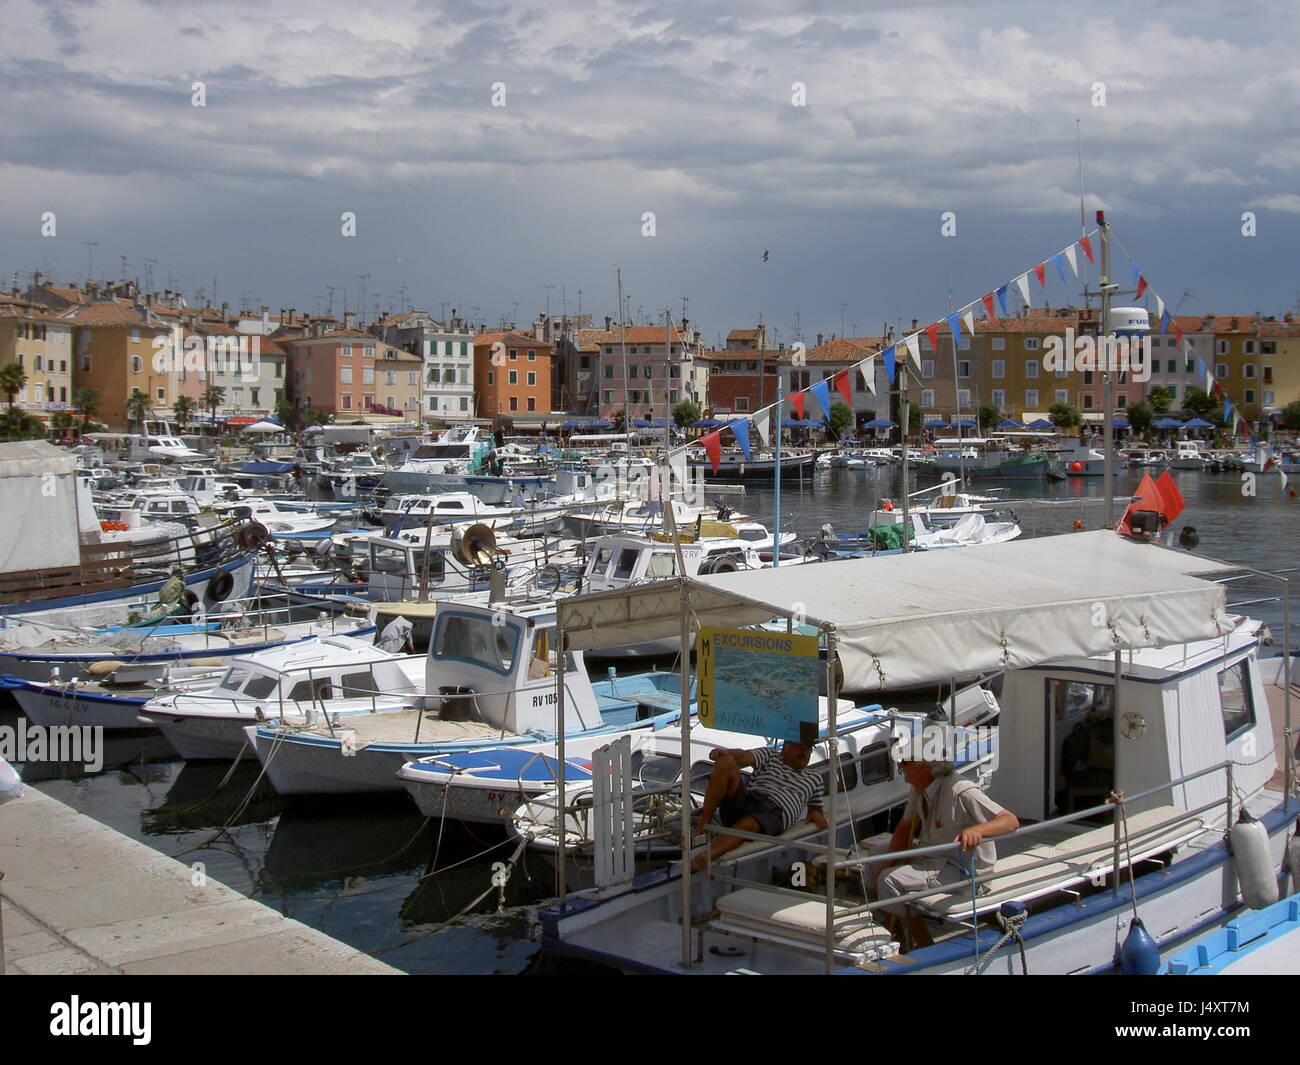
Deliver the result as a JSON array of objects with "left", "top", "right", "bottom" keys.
[{"left": 696, "top": 626, "right": 820, "bottom": 743}]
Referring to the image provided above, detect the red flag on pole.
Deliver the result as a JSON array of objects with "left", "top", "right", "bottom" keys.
[
  {"left": 1135, "top": 275, "right": 1148, "bottom": 299},
  {"left": 833, "top": 368, "right": 853, "bottom": 407},
  {"left": 1155, "top": 470, "right": 1185, "bottom": 524},
  {"left": 1079, "top": 236, "right": 1095, "bottom": 264},
  {"left": 1034, "top": 263, "right": 1047, "bottom": 288},
  {"left": 925, "top": 322, "right": 940, "bottom": 351},
  {"left": 982, "top": 292, "right": 996, "bottom": 318},
  {"left": 701, "top": 430, "right": 722, "bottom": 474},
  {"left": 789, "top": 391, "right": 805, "bottom": 420}
]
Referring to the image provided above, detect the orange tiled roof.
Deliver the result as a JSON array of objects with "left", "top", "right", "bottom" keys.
[
  {"left": 61, "top": 302, "right": 155, "bottom": 327},
  {"left": 473, "top": 331, "right": 554, "bottom": 349},
  {"left": 583, "top": 326, "right": 692, "bottom": 346},
  {"left": 727, "top": 329, "right": 758, "bottom": 341}
]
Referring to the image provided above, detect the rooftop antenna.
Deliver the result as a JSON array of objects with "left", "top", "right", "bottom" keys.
[
  {"left": 1175, "top": 289, "right": 1195, "bottom": 314},
  {"left": 540, "top": 285, "right": 556, "bottom": 318},
  {"left": 81, "top": 241, "right": 98, "bottom": 286},
  {"left": 576, "top": 288, "right": 583, "bottom": 317},
  {"left": 143, "top": 258, "right": 157, "bottom": 293},
  {"left": 325, "top": 286, "right": 339, "bottom": 317},
  {"left": 355, "top": 274, "right": 370, "bottom": 324},
  {"left": 119, "top": 255, "right": 128, "bottom": 280}
]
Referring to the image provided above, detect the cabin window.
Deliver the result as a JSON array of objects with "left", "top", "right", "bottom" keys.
[
  {"left": 613, "top": 548, "right": 639, "bottom": 580},
  {"left": 859, "top": 741, "right": 893, "bottom": 786},
  {"left": 1218, "top": 662, "right": 1254, "bottom": 739},
  {"left": 818, "top": 752, "right": 857, "bottom": 795},
  {"left": 243, "top": 675, "right": 278, "bottom": 699},
  {"left": 289, "top": 678, "right": 333, "bottom": 702},
  {"left": 219, "top": 667, "right": 251, "bottom": 693},
  {"left": 645, "top": 551, "right": 677, "bottom": 578},
  {"left": 434, "top": 613, "right": 519, "bottom": 674},
  {"left": 371, "top": 545, "right": 411, "bottom": 574},
  {"left": 591, "top": 546, "right": 615, "bottom": 574},
  {"left": 340, "top": 671, "right": 376, "bottom": 698}
]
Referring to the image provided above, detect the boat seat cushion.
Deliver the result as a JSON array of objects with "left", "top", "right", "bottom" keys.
[
  {"left": 919, "top": 804, "right": 1204, "bottom": 919},
  {"left": 714, "top": 888, "right": 897, "bottom": 962}
]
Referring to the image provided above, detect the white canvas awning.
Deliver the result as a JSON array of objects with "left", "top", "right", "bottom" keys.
[{"left": 557, "top": 532, "right": 1241, "bottom": 691}]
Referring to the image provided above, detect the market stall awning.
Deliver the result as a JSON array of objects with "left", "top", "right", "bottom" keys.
[{"left": 557, "top": 532, "right": 1240, "bottom": 691}]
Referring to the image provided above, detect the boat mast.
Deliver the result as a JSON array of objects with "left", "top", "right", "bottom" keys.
[
  {"left": 617, "top": 268, "right": 629, "bottom": 440},
  {"left": 1098, "top": 211, "right": 1115, "bottom": 527},
  {"left": 900, "top": 366, "right": 911, "bottom": 552},
  {"left": 773, "top": 373, "right": 783, "bottom": 567}
]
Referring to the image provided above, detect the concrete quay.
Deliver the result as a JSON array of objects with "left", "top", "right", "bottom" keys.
[{"left": 0, "top": 786, "right": 399, "bottom": 975}]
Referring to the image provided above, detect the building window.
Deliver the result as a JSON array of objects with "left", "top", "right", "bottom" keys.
[
  {"left": 1216, "top": 363, "right": 1228, "bottom": 378},
  {"left": 364, "top": 346, "right": 374, "bottom": 358},
  {"left": 1243, "top": 340, "right": 1256, "bottom": 355},
  {"left": 1244, "top": 389, "right": 1255, "bottom": 405},
  {"left": 991, "top": 389, "right": 1005, "bottom": 407},
  {"left": 737, "top": 396, "right": 750, "bottom": 411},
  {"left": 408, "top": 371, "right": 417, "bottom": 386},
  {"left": 509, "top": 349, "right": 518, "bottom": 360},
  {"left": 1117, "top": 395, "right": 1127, "bottom": 408},
  {"left": 34, "top": 355, "right": 43, "bottom": 371},
  {"left": 957, "top": 389, "right": 971, "bottom": 407},
  {"left": 1243, "top": 364, "right": 1255, "bottom": 379},
  {"left": 131, "top": 355, "right": 142, "bottom": 373},
  {"left": 957, "top": 361, "right": 971, "bottom": 378},
  {"left": 459, "top": 397, "right": 468, "bottom": 411},
  {"left": 363, "top": 367, "right": 374, "bottom": 385},
  {"left": 1185, "top": 359, "right": 1194, "bottom": 373},
  {"left": 155, "top": 387, "right": 165, "bottom": 402},
  {"left": 604, "top": 365, "right": 613, "bottom": 378},
  {"left": 386, "top": 370, "right": 396, "bottom": 385},
  {"left": 604, "top": 390, "right": 613, "bottom": 404},
  {"left": 340, "top": 367, "right": 353, "bottom": 384},
  {"left": 251, "top": 388, "right": 260, "bottom": 406},
  {"left": 527, "top": 397, "right": 536, "bottom": 411},
  {"left": 487, "top": 371, "right": 494, "bottom": 385},
  {"left": 1264, "top": 390, "right": 1274, "bottom": 405},
  {"left": 528, "top": 350, "right": 536, "bottom": 360},
  {"left": 629, "top": 365, "right": 638, "bottom": 379},
  {"left": 509, "top": 396, "right": 518, "bottom": 411},
  {"left": 921, "top": 389, "right": 934, "bottom": 408},
  {"left": 921, "top": 360, "right": 935, "bottom": 379},
  {"left": 342, "top": 394, "right": 352, "bottom": 409},
  {"left": 508, "top": 370, "right": 518, "bottom": 385},
  {"left": 363, "top": 393, "right": 374, "bottom": 409},
  {"left": 1263, "top": 364, "right": 1274, "bottom": 382},
  {"left": 527, "top": 371, "right": 536, "bottom": 386},
  {"left": 991, "top": 337, "right": 1005, "bottom": 351},
  {"left": 1084, "top": 370, "right": 1094, "bottom": 384},
  {"left": 341, "top": 345, "right": 352, "bottom": 357},
  {"left": 1055, "top": 389, "right": 1069, "bottom": 404},
  {"left": 1025, "top": 389, "right": 1039, "bottom": 407},
  {"left": 1082, "top": 393, "right": 1093, "bottom": 408},
  {"left": 386, "top": 395, "right": 396, "bottom": 409},
  {"left": 992, "top": 359, "right": 1005, "bottom": 379},
  {"left": 1024, "top": 338, "right": 1041, "bottom": 350},
  {"left": 1025, "top": 360, "right": 1039, "bottom": 379},
  {"left": 1216, "top": 340, "right": 1229, "bottom": 355}
]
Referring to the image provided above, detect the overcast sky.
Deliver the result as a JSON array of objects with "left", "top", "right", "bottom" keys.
[{"left": 3, "top": 0, "right": 1297, "bottom": 347}]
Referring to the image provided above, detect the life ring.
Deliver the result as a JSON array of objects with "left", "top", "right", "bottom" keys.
[
  {"left": 235, "top": 521, "right": 271, "bottom": 551},
  {"left": 206, "top": 569, "right": 236, "bottom": 603}
]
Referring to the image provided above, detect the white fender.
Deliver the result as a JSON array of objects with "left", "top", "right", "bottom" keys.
[{"left": 1230, "top": 810, "right": 1277, "bottom": 909}]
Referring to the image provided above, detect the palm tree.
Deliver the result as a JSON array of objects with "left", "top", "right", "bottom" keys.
[
  {"left": 173, "top": 395, "right": 197, "bottom": 430},
  {"left": 50, "top": 411, "right": 75, "bottom": 442},
  {"left": 0, "top": 362, "right": 27, "bottom": 413},
  {"left": 202, "top": 385, "right": 225, "bottom": 429},
  {"left": 73, "top": 387, "right": 100, "bottom": 440},
  {"left": 126, "top": 389, "right": 153, "bottom": 433}
]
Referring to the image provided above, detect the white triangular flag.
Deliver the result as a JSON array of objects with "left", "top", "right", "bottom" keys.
[
  {"left": 903, "top": 333, "right": 922, "bottom": 370},
  {"left": 1064, "top": 244, "right": 1079, "bottom": 276},
  {"left": 1014, "top": 273, "right": 1032, "bottom": 308},
  {"left": 857, "top": 356, "right": 876, "bottom": 394},
  {"left": 751, "top": 407, "right": 770, "bottom": 445},
  {"left": 961, "top": 309, "right": 975, "bottom": 337},
  {"left": 1155, "top": 293, "right": 1165, "bottom": 319}
]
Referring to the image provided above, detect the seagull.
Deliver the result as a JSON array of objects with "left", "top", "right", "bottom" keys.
[{"left": 762, "top": 250, "right": 770, "bottom": 262}]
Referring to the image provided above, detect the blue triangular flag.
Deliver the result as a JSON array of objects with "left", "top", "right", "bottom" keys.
[
  {"left": 1131, "top": 263, "right": 1141, "bottom": 289},
  {"left": 1051, "top": 253, "right": 1067, "bottom": 284},
  {"left": 1160, "top": 310, "right": 1171, "bottom": 335},
  {"left": 882, "top": 344, "right": 896, "bottom": 383},
  {"left": 730, "top": 417, "right": 752, "bottom": 461},
  {"left": 810, "top": 377, "right": 832, "bottom": 420},
  {"left": 996, "top": 285, "right": 1008, "bottom": 317},
  {"left": 946, "top": 313, "right": 962, "bottom": 343},
  {"left": 1224, "top": 397, "right": 1234, "bottom": 418}
]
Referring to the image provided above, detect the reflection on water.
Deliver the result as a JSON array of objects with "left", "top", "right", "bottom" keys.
[{"left": 2, "top": 465, "right": 1295, "bottom": 972}]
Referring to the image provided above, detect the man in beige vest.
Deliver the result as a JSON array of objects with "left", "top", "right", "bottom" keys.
[{"left": 873, "top": 758, "right": 1019, "bottom": 948}]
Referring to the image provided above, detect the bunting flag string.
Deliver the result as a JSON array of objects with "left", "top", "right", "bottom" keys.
[{"left": 654, "top": 229, "right": 1102, "bottom": 466}]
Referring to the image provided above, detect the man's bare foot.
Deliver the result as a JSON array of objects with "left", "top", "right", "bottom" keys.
[{"left": 690, "top": 852, "right": 709, "bottom": 873}]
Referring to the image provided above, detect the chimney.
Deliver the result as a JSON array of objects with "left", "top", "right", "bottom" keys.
[
  {"left": 262, "top": 306, "right": 270, "bottom": 332},
  {"left": 344, "top": 310, "right": 357, "bottom": 330},
  {"left": 605, "top": 315, "right": 612, "bottom": 331},
  {"left": 816, "top": 333, "right": 824, "bottom": 347},
  {"left": 221, "top": 301, "right": 228, "bottom": 317},
  {"left": 288, "top": 308, "right": 295, "bottom": 325},
  {"left": 911, "top": 318, "right": 918, "bottom": 330}
]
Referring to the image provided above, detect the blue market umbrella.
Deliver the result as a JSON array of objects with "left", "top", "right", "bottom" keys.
[
  {"left": 781, "top": 419, "right": 809, "bottom": 429},
  {"left": 1113, "top": 418, "right": 1130, "bottom": 429},
  {"left": 1026, "top": 418, "right": 1054, "bottom": 430},
  {"left": 997, "top": 418, "right": 1024, "bottom": 429},
  {"left": 585, "top": 420, "right": 615, "bottom": 430},
  {"left": 924, "top": 420, "right": 951, "bottom": 430},
  {"left": 954, "top": 418, "right": 977, "bottom": 428},
  {"left": 864, "top": 418, "right": 896, "bottom": 428},
  {"left": 691, "top": 417, "right": 723, "bottom": 428},
  {"left": 1153, "top": 417, "right": 1182, "bottom": 429},
  {"left": 1183, "top": 417, "right": 1214, "bottom": 428}
]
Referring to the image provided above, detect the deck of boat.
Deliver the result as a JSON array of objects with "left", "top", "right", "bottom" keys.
[{"left": 291, "top": 708, "right": 509, "bottom": 747}]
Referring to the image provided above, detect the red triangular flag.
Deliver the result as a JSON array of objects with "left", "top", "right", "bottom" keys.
[
  {"left": 789, "top": 391, "right": 805, "bottom": 420},
  {"left": 1034, "top": 263, "right": 1047, "bottom": 288},
  {"left": 1174, "top": 323, "right": 1184, "bottom": 344},
  {"left": 701, "top": 430, "right": 722, "bottom": 474},
  {"left": 1136, "top": 275, "right": 1148, "bottom": 299},
  {"left": 1079, "top": 236, "right": 1095, "bottom": 264},
  {"left": 833, "top": 368, "right": 853, "bottom": 407},
  {"left": 982, "top": 292, "right": 996, "bottom": 318},
  {"left": 925, "top": 322, "right": 940, "bottom": 351},
  {"left": 1155, "top": 471, "right": 1185, "bottom": 524},
  {"left": 1117, "top": 472, "right": 1162, "bottom": 537}
]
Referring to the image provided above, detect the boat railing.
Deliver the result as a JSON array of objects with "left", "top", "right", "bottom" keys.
[{"left": 695, "top": 758, "right": 1247, "bottom": 968}]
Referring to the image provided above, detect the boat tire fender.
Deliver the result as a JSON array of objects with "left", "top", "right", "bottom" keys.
[{"left": 206, "top": 570, "right": 236, "bottom": 604}]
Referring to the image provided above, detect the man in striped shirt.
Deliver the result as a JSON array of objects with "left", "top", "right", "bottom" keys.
[{"left": 690, "top": 742, "right": 827, "bottom": 872}]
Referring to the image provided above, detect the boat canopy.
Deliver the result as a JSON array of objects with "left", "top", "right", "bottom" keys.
[{"left": 556, "top": 531, "right": 1240, "bottom": 691}]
